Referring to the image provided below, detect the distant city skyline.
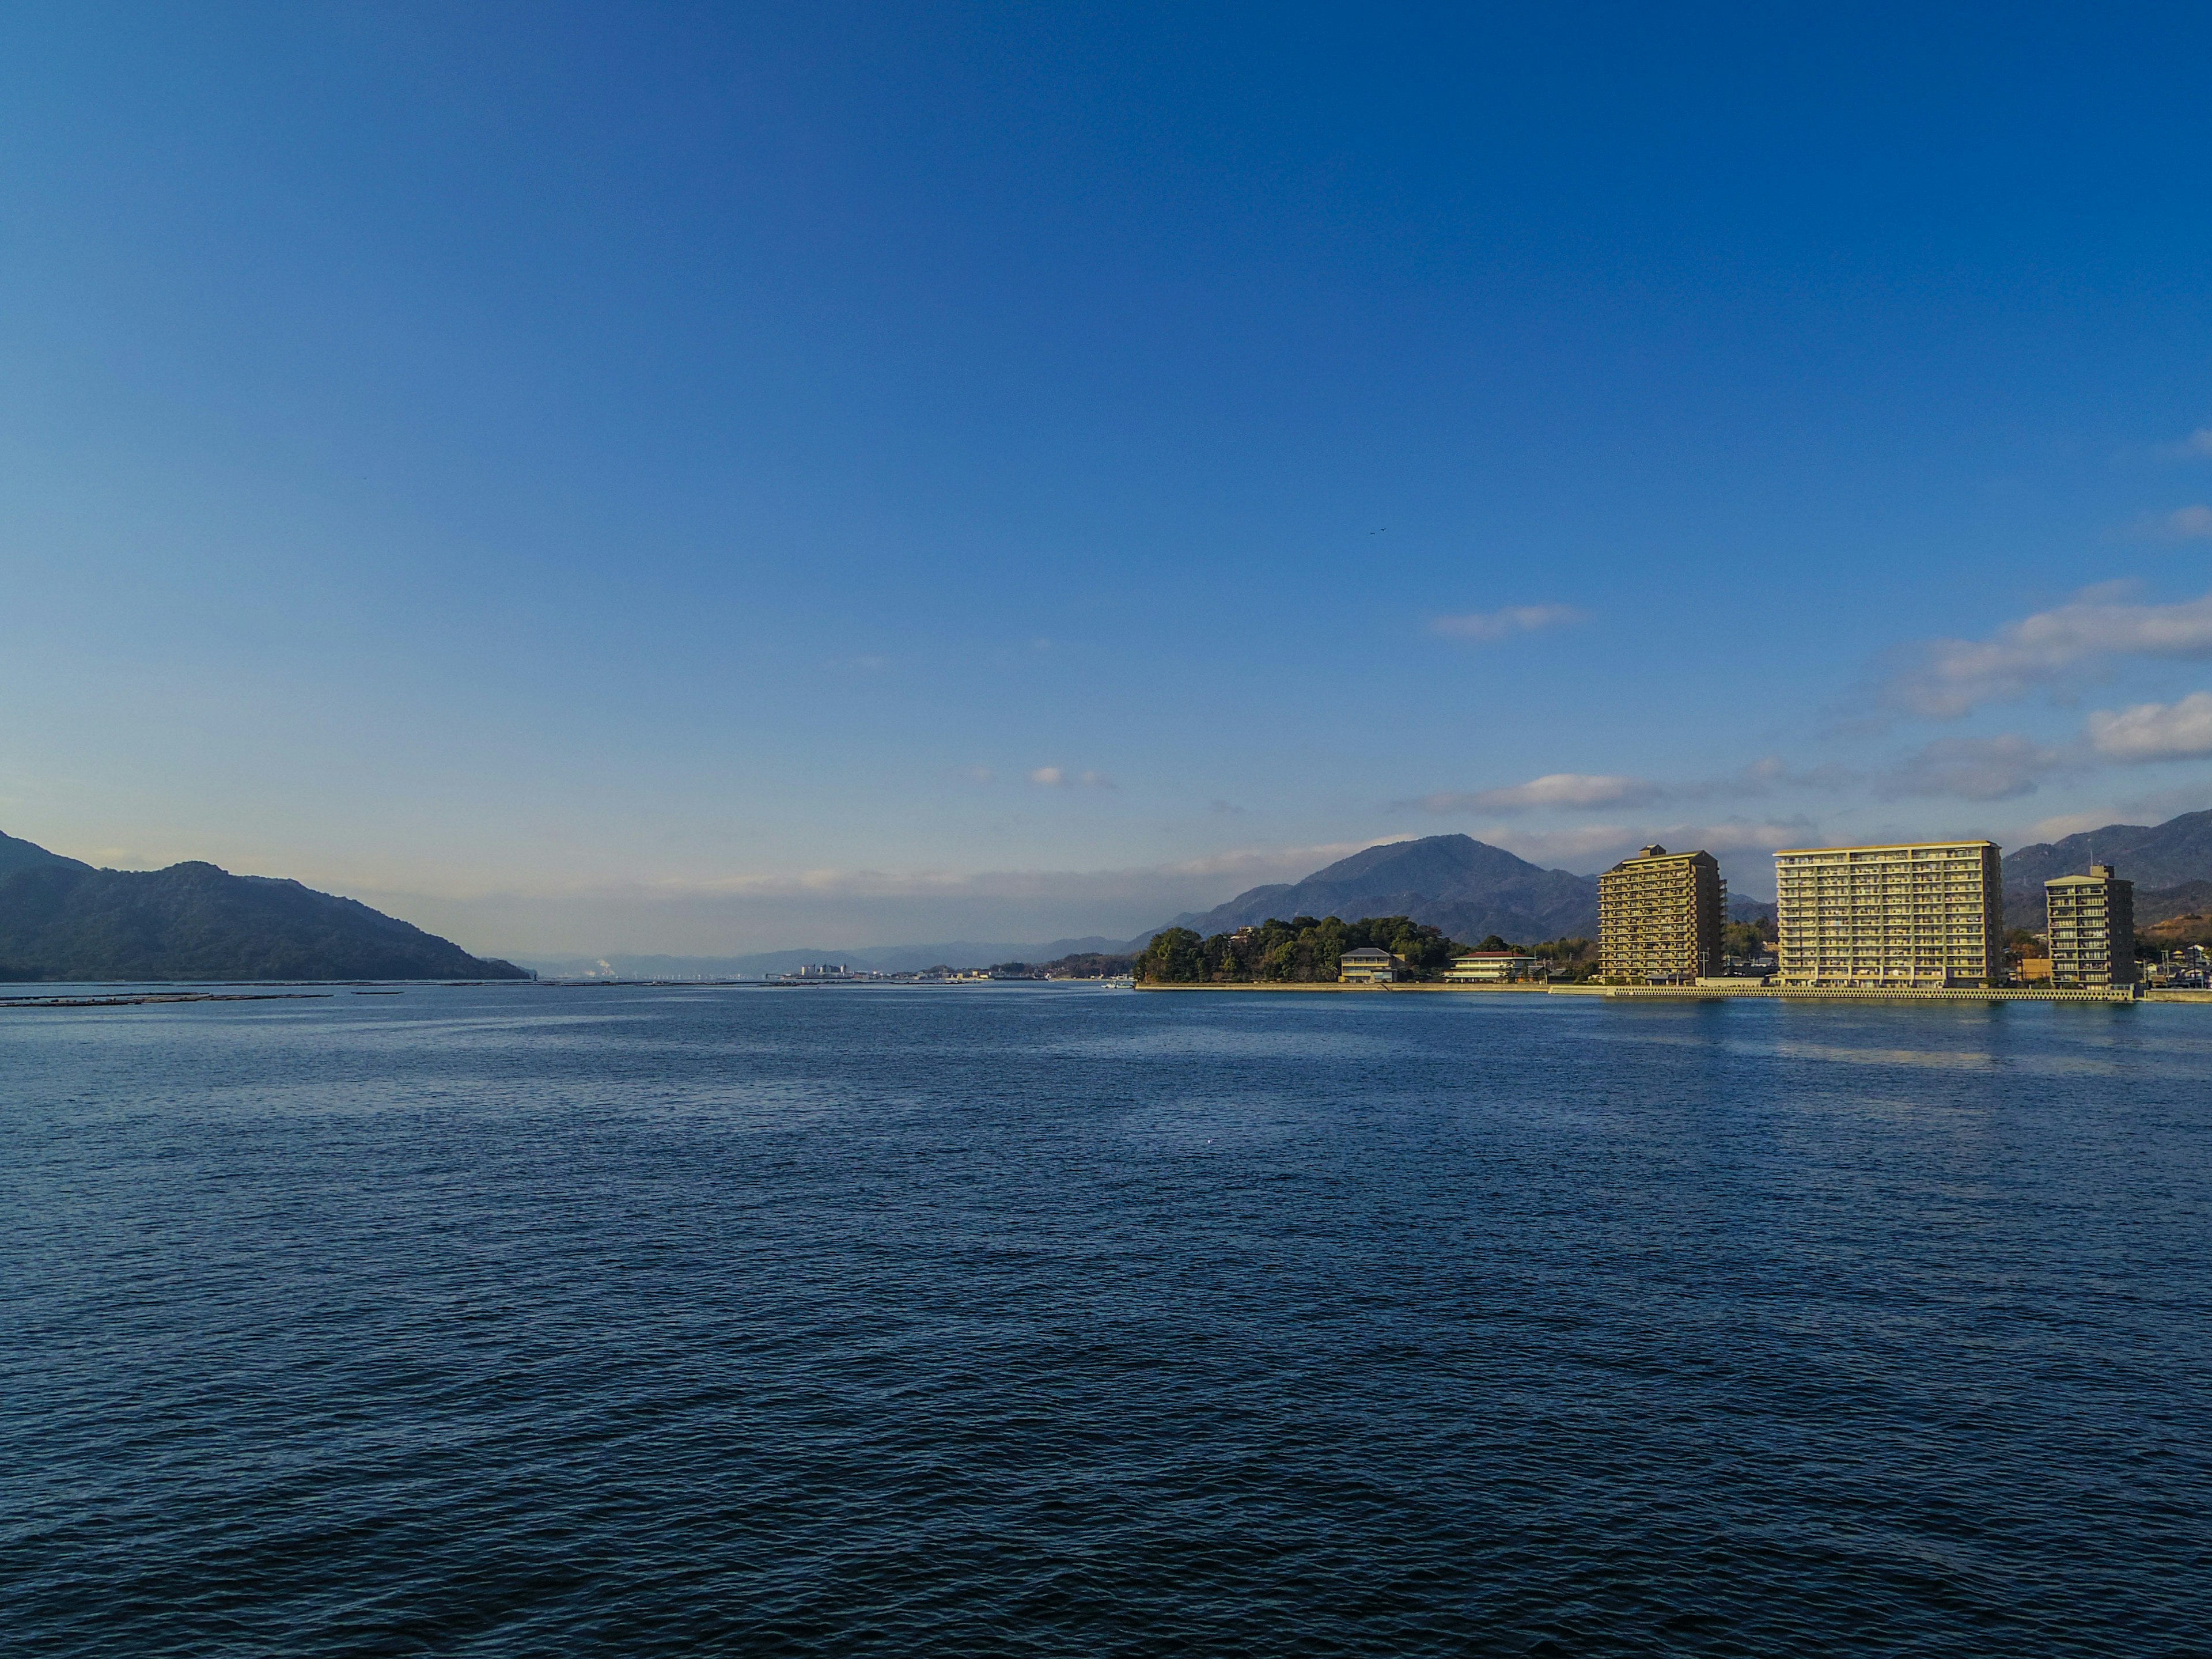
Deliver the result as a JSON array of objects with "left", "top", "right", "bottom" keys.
[{"left": 3, "top": 6, "right": 2210, "bottom": 955}]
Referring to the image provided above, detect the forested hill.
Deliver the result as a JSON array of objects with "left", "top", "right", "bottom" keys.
[
  {"left": 2004, "top": 808, "right": 2212, "bottom": 889},
  {"left": 2003, "top": 807, "right": 2212, "bottom": 927},
  {"left": 0, "top": 844, "right": 529, "bottom": 982},
  {"left": 1153, "top": 834, "right": 1599, "bottom": 946},
  {"left": 0, "top": 829, "right": 89, "bottom": 880}
]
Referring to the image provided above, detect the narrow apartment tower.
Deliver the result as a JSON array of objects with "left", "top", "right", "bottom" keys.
[
  {"left": 1773, "top": 840, "right": 2003, "bottom": 987},
  {"left": 2046, "top": 863, "right": 2135, "bottom": 986},
  {"left": 1598, "top": 845, "right": 1725, "bottom": 983}
]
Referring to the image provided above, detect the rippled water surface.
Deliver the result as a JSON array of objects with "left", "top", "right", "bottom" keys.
[{"left": 5, "top": 984, "right": 2210, "bottom": 1655}]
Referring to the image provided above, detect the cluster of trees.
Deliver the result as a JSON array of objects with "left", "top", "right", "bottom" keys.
[
  {"left": 1134, "top": 919, "right": 1791, "bottom": 985},
  {"left": 1136, "top": 915, "right": 1461, "bottom": 983},
  {"left": 1462, "top": 931, "right": 1607, "bottom": 982},
  {"left": 1525, "top": 935, "right": 1601, "bottom": 982},
  {"left": 1723, "top": 919, "right": 1775, "bottom": 959}
]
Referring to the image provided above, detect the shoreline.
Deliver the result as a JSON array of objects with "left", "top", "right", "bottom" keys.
[{"left": 1136, "top": 981, "right": 2192, "bottom": 1004}]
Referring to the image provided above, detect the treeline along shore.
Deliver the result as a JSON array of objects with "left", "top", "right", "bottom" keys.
[{"left": 1135, "top": 915, "right": 1605, "bottom": 984}]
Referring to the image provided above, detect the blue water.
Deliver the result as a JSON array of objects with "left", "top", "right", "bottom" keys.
[{"left": 5, "top": 983, "right": 2209, "bottom": 1656}]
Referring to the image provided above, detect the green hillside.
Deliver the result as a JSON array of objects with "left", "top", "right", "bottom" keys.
[{"left": 0, "top": 842, "right": 528, "bottom": 982}]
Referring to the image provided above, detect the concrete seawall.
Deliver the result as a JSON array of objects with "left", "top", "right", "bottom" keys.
[
  {"left": 1136, "top": 980, "right": 2161, "bottom": 1004},
  {"left": 1134, "top": 980, "right": 1549, "bottom": 994},
  {"left": 1547, "top": 983, "right": 2141, "bottom": 1004}
]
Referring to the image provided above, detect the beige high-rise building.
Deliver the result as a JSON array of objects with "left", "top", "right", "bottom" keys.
[
  {"left": 1599, "top": 845, "right": 1724, "bottom": 983},
  {"left": 2046, "top": 863, "right": 2135, "bottom": 986},
  {"left": 1773, "top": 840, "right": 2003, "bottom": 987}
]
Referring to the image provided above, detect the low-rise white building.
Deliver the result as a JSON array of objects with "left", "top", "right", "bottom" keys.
[
  {"left": 1443, "top": 952, "right": 1540, "bottom": 982},
  {"left": 1338, "top": 948, "right": 1403, "bottom": 983}
]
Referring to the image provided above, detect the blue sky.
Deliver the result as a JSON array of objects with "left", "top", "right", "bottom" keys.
[{"left": 3, "top": 3, "right": 2211, "bottom": 955}]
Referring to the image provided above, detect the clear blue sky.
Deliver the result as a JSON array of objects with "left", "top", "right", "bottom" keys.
[{"left": 4, "top": 3, "right": 2210, "bottom": 956}]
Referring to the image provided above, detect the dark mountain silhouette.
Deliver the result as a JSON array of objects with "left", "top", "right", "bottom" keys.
[
  {"left": 0, "top": 837, "right": 529, "bottom": 982},
  {"left": 1147, "top": 834, "right": 1601, "bottom": 946},
  {"left": 0, "top": 829, "right": 89, "bottom": 880},
  {"left": 2003, "top": 808, "right": 2212, "bottom": 928},
  {"left": 2004, "top": 808, "right": 2212, "bottom": 888}
]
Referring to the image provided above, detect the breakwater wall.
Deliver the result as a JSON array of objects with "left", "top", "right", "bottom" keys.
[
  {"left": 1548, "top": 983, "right": 2140, "bottom": 1003},
  {"left": 1136, "top": 981, "right": 2154, "bottom": 1004}
]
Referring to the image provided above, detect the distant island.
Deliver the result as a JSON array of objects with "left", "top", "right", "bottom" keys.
[{"left": 0, "top": 831, "right": 529, "bottom": 983}]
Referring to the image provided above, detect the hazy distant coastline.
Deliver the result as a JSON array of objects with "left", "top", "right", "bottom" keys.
[{"left": 520, "top": 811, "right": 2212, "bottom": 980}]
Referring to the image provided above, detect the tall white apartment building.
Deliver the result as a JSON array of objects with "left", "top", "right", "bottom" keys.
[{"left": 1773, "top": 840, "right": 2004, "bottom": 987}]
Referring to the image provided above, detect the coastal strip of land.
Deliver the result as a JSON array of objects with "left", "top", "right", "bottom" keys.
[{"left": 1135, "top": 981, "right": 2180, "bottom": 1003}]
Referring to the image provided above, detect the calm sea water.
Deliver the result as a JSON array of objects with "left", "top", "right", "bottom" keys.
[{"left": 4, "top": 983, "right": 2209, "bottom": 1656}]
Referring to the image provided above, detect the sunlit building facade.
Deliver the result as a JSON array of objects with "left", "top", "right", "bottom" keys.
[
  {"left": 2046, "top": 864, "right": 2135, "bottom": 987},
  {"left": 1773, "top": 840, "right": 2003, "bottom": 987},
  {"left": 1443, "top": 951, "right": 1541, "bottom": 982},
  {"left": 1598, "top": 845, "right": 1725, "bottom": 983},
  {"left": 1338, "top": 948, "right": 1404, "bottom": 983}
]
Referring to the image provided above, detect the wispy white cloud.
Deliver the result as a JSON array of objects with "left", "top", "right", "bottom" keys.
[
  {"left": 2024, "top": 810, "right": 2120, "bottom": 843},
  {"left": 1884, "top": 585, "right": 2212, "bottom": 717},
  {"left": 1029, "top": 767, "right": 1065, "bottom": 786},
  {"left": 1491, "top": 816, "right": 1818, "bottom": 872},
  {"left": 1406, "top": 772, "right": 1660, "bottom": 815},
  {"left": 958, "top": 764, "right": 994, "bottom": 782},
  {"left": 1876, "top": 734, "right": 2068, "bottom": 801},
  {"left": 1410, "top": 758, "right": 1860, "bottom": 818},
  {"left": 1691, "top": 756, "right": 1861, "bottom": 797},
  {"left": 2122, "top": 503, "right": 2212, "bottom": 540},
  {"left": 1483, "top": 823, "right": 1644, "bottom": 865},
  {"left": 2086, "top": 690, "right": 2212, "bottom": 760},
  {"left": 1681, "top": 816, "right": 1825, "bottom": 855},
  {"left": 2156, "top": 427, "right": 2212, "bottom": 461},
  {"left": 1430, "top": 604, "right": 1587, "bottom": 643},
  {"left": 1030, "top": 766, "right": 1115, "bottom": 788},
  {"left": 1163, "top": 839, "right": 1387, "bottom": 880}
]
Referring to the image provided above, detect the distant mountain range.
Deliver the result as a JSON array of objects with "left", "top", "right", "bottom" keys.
[
  {"left": 15, "top": 804, "right": 2206, "bottom": 983},
  {"left": 0, "top": 832, "right": 528, "bottom": 982},
  {"left": 1147, "top": 811, "right": 2212, "bottom": 948},
  {"left": 2003, "top": 808, "right": 2212, "bottom": 929},
  {"left": 520, "top": 840, "right": 1611, "bottom": 977},
  {"left": 1156, "top": 835, "right": 1603, "bottom": 945},
  {"left": 2003, "top": 809, "right": 2212, "bottom": 889}
]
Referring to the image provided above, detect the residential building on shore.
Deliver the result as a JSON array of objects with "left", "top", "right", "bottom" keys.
[
  {"left": 1598, "top": 845, "right": 1725, "bottom": 983},
  {"left": 1443, "top": 951, "right": 1541, "bottom": 983},
  {"left": 2046, "top": 863, "right": 2135, "bottom": 987},
  {"left": 1773, "top": 840, "right": 2003, "bottom": 987},
  {"left": 1338, "top": 947, "right": 1404, "bottom": 983}
]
